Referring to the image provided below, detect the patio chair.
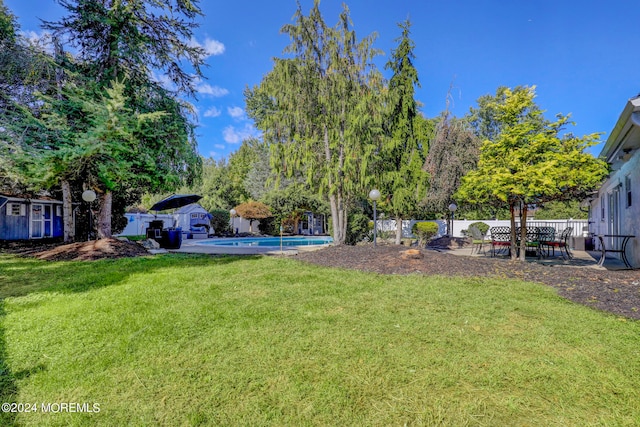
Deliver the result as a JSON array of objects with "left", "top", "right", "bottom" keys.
[
  {"left": 490, "top": 226, "right": 511, "bottom": 257},
  {"left": 469, "top": 226, "right": 491, "bottom": 255},
  {"left": 536, "top": 226, "right": 556, "bottom": 257},
  {"left": 542, "top": 227, "right": 573, "bottom": 260}
]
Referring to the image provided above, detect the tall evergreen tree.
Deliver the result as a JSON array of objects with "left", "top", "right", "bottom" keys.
[
  {"left": 246, "top": 0, "right": 382, "bottom": 244},
  {"left": 376, "top": 19, "right": 427, "bottom": 244},
  {"left": 39, "top": 0, "right": 205, "bottom": 237}
]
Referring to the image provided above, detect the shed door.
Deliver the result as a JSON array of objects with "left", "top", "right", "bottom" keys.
[
  {"left": 44, "top": 205, "right": 52, "bottom": 237},
  {"left": 31, "top": 204, "right": 43, "bottom": 238}
]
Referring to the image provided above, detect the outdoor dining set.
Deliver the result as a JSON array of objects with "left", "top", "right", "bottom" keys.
[
  {"left": 469, "top": 225, "right": 636, "bottom": 269},
  {"left": 469, "top": 226, "right": 574, "bottom": 260}
]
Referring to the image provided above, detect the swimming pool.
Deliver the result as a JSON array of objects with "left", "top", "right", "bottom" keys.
[{"left": 196, "top": 236, "right": 333, "bottom": 247}]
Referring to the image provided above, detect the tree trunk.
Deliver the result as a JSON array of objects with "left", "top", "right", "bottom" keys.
[
  {"left": 509, "top": 203, "right": 518, "bottom": 260},
  {"left": 395, "top": 215, "right": 402, "bottom": 245},
  {"left": 97, "top": 191, "right": 112, "bottom": 238},
  {"left": 61, "top": 180, "right": 74, "bottom": 243},
  {"left": 518, "top": 205, "right": 528, "bottom": 261}
]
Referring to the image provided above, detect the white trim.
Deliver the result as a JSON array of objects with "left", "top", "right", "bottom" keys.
[{"left": 6, "top": 203, "right": 26, "bottom": 216}]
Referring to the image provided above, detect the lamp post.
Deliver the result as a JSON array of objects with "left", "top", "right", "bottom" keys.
[
  {"left": 229, "top": 208, "right": 237, "bottom": 236},
  {"left": 448, "top": 203, "right": 457, "bottom": 237},
  {"left": 82, "top": 189, "right": 97, "bottom": 241},
  {"left": 369, "top": 189, "right": 381, "bottom": 247}
]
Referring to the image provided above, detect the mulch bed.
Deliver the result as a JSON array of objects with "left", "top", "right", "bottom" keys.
[
  {"left": 297, "top": 243, "right": 640, "bottom": 320},
  {"left": 0, "top": 238, "right": 149, "bottom": 261}
]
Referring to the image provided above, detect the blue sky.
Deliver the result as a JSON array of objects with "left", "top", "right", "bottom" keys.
[{"left": 5, "top": 0, "right": 640, "bottom": 159}]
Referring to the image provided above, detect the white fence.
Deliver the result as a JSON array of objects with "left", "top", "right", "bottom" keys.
[{"left": 376, "top": 218, "right": 589, "bottom": 239}]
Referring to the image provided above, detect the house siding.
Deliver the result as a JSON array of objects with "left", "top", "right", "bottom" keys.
[
  {"left": 600, "top": 152, "right": 640, "bottom": 267},
  {"left": 589, "top": 99, "right": 640, "bottom": 268}
]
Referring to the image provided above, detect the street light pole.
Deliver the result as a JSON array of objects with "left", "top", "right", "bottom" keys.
[
  {"left": 369, "top": 189, "right": 381, "bottom": 247},
  {"left": 82, "top": 189, "right": 97, "bottom": 241},
  {"left": 229, "top": 209, "right": 237, "bottom": 236},
  {"left": 448, "top": 203, "right": 457, "bottom": 237}
]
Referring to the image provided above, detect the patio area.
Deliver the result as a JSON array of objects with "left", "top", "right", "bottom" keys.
[{"left": 444, "top": 243, "right": 633, "bottom": 271}]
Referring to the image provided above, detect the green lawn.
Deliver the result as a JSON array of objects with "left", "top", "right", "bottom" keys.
[{"left": 0, "top": 253, "right": 639, "bottom": 426}]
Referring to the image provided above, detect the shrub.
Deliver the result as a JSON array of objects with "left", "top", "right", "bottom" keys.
[
  {"left": 468, "top": 221, "right": 490, "bottom": 237},
  {"left": 210, "top": 209, "right": 230, "bottom": 235},
  {"left": 412, "top": 221, "right": 439, "bottom": 246},
  {"left": 345, "top": 213, "right": 371, "bottom": 245}
]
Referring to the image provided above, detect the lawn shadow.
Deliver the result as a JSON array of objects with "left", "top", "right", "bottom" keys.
[
  {"left": 0, "top": 253, "right": 261, "bottom": 299},
  {"left": 0, "top": 252, "right": 260, "bottom": 416}
]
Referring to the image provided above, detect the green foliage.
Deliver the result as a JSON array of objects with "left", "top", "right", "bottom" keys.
[
  {"left": 411, "top": 221, "right": 439, "bottom": 245},
  {"left": 456, "top": 86, "right": 608, "bottom": 260},
  {"left": 468, "top": 221, "right": 490, "bottom": 236},
  {"left": 258, "top": 216, "right": 277, "bottom": 235},
  {"left": 246, "top": 0, "right": 383, "bottom": 244},
  {"left": 261, "top": 185, "right": 328, "bottom": 234},
  {"left": 209, "top": 209, "right": 230, "bottom": 235},
  {"left": 42, "top": 0, "right": 206, "bottom": 96},
  {"left": 534, "top": 200, "right": 587, "bottom": 220},
  {"left": 375, "top": 20, "right": 427, "bottom": 244},
  {"left": 2, "top": 254, "right": 640, "bottom": 425},
  {"left": 345, "top": 212, "right": 371, "bottom": 245}
]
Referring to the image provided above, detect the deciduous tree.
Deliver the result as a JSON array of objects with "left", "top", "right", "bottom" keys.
[
  {"left": 233, "top": 201, "right": 272, "bottom": 233},
  {"left": 456, "top": 86, "right": 608, "bottom": 260}
]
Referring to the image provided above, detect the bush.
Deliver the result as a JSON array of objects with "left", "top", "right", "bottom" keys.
[
  {"left": 258, "top": 217, "right": 277, "bottom": 235},
  {"left": 468, "top": 221, "right": 490, "bottom": 237},
  {"left": 345, "top": 213, "right": 371, "bottom": 245},
  {"left": 411, "top": 221, "right": 439, "bottom": 246},
  {"left": 210, "top": 209, "right": 230, "bottom": 235}
]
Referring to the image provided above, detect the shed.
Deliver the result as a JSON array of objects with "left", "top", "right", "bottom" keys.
[
  {"left": 173, "top": 203, "right": 212, "bottom": 238},
  {"left": 0, "top": 194, "right": 65, "bottom": 240}
]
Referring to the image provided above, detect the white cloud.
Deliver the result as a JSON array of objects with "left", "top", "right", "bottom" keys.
[
  {"left": 197, "top": 83, "right": 229, "bottom": 97},
  {"left": 214, "top": 144, "right": 226, "bottom": 149},
  {"left": 20, "top": 30, "right": 54, "bottom": 53},
  {"left": 189, "top": 36, "right": 225, "bottom": 58},
  {"left": 223, "top": 124, "right": 261, "bottom": 144},
  {"left": 204, "top": 107, "right": 222, "bottom": 118},
  {"left": 151, "top": 71, "right": 176, "bottom": 91},
  {"left": 227, "top": 106, "right": 245, "bottom": 119}
]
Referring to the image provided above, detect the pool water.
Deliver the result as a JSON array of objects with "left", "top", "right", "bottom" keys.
[{"left": 197, "top": 236, "right": 333, "bottom": 247}]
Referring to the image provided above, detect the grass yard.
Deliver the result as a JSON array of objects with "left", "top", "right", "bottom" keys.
[{"left": 0, "top": 253, "right": 639, "bottom": 426}]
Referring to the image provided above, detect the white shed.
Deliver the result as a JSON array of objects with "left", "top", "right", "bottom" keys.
[{"left": 173, "top": 203, "right": 212, "bottom": 238}]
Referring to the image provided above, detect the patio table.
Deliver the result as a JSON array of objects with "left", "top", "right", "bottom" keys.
[{"left": 596, "top": 234, "right": 635, "bottom": 269}]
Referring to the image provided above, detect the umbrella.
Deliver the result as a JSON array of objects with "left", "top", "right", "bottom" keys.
[{"left": 150, "top": 194, "right": 202, "bottom": 212}]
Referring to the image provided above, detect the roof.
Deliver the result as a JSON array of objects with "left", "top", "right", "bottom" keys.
[
  {"left": 0, "top": 194, "right": 63, "bottom": 204},
  {"left": 173, "top": 203, "right": 208, "bottom": 214},
  {"left": 599, "top": 95, "right": 640, "bottom": 164}
]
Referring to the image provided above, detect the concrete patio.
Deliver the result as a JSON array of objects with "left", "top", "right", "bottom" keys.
[{"left": 440, "top": 244, "right": 633, "bottom": 271}]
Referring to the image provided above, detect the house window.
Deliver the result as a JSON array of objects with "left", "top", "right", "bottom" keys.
[
  {"left": 625, "top": 175, "right": 632, "bottom": 208},
  {"left": 601, "top": 196, "right": 605, "bottom": 221},
  {"left": 6, "top": 203, "right": 25, "bottom": 216},
  {"left": 56, "top": 205, "right": 62, "bottom": 216}
]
